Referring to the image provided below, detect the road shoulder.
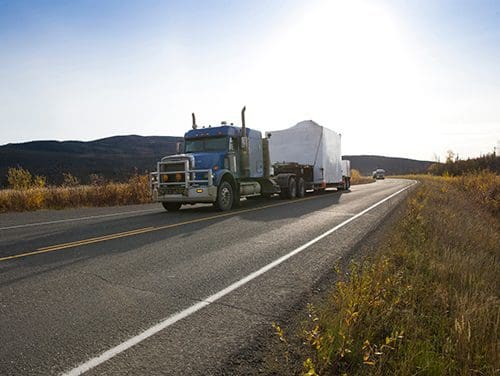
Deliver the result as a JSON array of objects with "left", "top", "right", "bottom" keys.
[{"left": 222, "top": 189, "right": 411, "bottom": 375}]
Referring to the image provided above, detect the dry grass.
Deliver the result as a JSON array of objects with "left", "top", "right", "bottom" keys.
[
  {"left": 452, "top": 171, "right": 500, "bottom": 215},
  {"left": 350, "top": 169, "right": 374, "bottom": 185},
  {"left": 273, "top": 173, "right": 499, "bottom": 375},
  {"left": 0, "top": 174, "right": 151, "bottom": 213}
]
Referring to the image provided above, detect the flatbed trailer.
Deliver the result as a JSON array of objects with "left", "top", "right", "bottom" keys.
[{"left": 268, "top": 120, "right": 350, "bottom": 193}]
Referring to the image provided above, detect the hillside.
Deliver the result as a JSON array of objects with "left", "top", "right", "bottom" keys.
[
  {"left": 0, "top": 135, "right": 182, "bottom": 186},
  {"left": 0, "top": 136, "right": 432, "bottom": 187},
  {"left": 343, "top": 155, "right": 433, "bottom": 176}
]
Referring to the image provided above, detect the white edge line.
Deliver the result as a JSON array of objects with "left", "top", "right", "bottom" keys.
[
  {"left": 0, "top": 208, "right": 160, "bottom": 230},
  {"left": 62, "top": 181, "right": 416, "bottom": 376}
]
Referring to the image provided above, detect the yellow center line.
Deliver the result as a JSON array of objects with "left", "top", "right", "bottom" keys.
[
  {"left": 0, "top": 193, "right": 335, "bottom": 262},
  {"left": 38, "top": 227, "right": 157, "bottom": 251}
]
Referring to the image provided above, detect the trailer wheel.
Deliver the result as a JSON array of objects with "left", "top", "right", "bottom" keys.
[
  {"left": 296, "top": 177, "right": 305, "bottom": 198},
  {"left": 216, "top": 181, "right": 234, "bottom": 211},
  {"left": 339, "top": 177, "right": 349, "bottom": 191},
  {"left": 162, "top": 202, "right": 182, "bottom": 212},
  {"left": 346, "top": 177, "right": 351, "bottom": 190}
]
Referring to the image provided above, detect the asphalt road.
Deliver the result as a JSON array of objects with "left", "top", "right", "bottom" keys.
[{"left": 0, "top": 178, "right": 414, "bottom": 375}]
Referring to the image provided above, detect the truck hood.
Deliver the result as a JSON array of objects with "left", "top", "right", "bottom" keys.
[{"left": 190, "top": 152, "right": 225, "bottom": 171}]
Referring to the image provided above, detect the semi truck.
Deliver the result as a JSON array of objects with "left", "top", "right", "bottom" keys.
[
  {"left": 150, "top": 108, "right": 350, "bottom": 211},
  {"left": 372, "top": 168, "right": 386, "bottom": 179}
]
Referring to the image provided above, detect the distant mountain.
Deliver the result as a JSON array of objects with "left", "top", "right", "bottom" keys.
[
  {"left": 0, "top": 135, "right": 183, "bottom": 186},
  {"left": 343, "top": 155, "right": 433, "bottom": 176},
  {"left": 0, "top": 136, "right": 432, "bottom": 187}
]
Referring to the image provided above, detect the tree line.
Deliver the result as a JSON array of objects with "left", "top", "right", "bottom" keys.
[{"left": 428, "top": 151, "right": 499, "bottom": 176}]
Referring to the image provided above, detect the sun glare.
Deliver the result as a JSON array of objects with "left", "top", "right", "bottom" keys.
[{"left": 246, "top": 0, "right": 426, "bottom": 156}]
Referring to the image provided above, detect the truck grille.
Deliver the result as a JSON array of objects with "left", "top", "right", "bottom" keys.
[{"left": 160, "top": 162, "right": 185, "bottom": 173}]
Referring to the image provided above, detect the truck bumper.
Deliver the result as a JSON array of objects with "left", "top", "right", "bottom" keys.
[{"left": 152, "top": 185, "right": 218, "bottom": 203}]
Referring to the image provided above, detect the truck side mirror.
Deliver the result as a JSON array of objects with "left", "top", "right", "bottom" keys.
[{"left": 176, "top": 142, "right": 182, "bottom": 154}]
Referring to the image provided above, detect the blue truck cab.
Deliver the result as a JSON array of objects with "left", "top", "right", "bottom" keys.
[
  {"left": 151, "top": 108, "right": 273, "bottom": 211},
  {"left": 184, "top": 125, "right": 264, "bottom": 181}
]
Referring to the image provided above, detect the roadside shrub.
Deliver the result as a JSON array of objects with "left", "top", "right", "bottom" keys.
[
  {"left": 452, "top": 171, "right": 500, "bottom": 215},
  {"left": 7, "top": 167, "right": 33, "bottom": 190},
  {"left": 89, "top": 173, "right": 106, "bottom": 186},
  {"left": 33, "top": 175, "right": 47, "bottom": 188},
  {"left": 350, "top": 169, "right": 373, "bottom": 185},
  {"left": 127, "top": 173, "right": 150, "bottom": 203},
  {"left": 62, "top": 172, "right": 80, "bottom": 187}
]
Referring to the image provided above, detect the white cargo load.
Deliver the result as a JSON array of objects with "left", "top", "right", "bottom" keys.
[
  {"left": 268, "top": 120, "right": 343, "bottom": 185},
  {"left": 341, "top": 160, "right": 351, "bottom": 178}
]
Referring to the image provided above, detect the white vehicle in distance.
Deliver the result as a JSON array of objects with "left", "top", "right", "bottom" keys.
[{"left": 372, "top": 168, "right": 385, "bottom": 179}]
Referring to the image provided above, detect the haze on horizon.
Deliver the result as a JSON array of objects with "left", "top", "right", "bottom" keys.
[{"left": 0, "top": 0, "right": 499, "bottom": 161}]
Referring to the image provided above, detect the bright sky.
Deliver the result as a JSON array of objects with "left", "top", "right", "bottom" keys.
[{"left": 1, "top": 0, "right": 499, "bottom": 160}]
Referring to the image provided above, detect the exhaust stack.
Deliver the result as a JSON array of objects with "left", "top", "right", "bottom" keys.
[
  {"left": 192, "top": 113, "right": 197, "bottom": 129},
  {"left": 241, "top": 106, "right": 246, "bottom": 132},
  {"left": 240, "top": 106, "right": 250, "bottom": 178}
]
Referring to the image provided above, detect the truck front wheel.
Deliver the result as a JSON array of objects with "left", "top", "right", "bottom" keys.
[
  {"left": 296, "top": 177, "right": 305, "bottom": 198},
  {"left": 280, "top": 177, "right": 297, "bottom": 199},
  {"left": 162, "top": 202, "right": 182, "bottom": 212},
  {"left": 216, "top": 181, "right": 234, "bottom": 211}
]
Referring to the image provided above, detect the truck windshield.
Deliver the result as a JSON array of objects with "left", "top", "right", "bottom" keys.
[{"left": 185, "top": 137, "right": 228, "bottom": 153}]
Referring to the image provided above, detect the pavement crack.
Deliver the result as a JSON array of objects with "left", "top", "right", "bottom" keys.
[
  {"left": 81, "top": 271, "right": 164, "bottom": 297},
  {"left": 193, "top": 297, "right": 282, "bottom": 320},
  {"left": 82, "top": 272, "right": 281, "bottom": 320}
]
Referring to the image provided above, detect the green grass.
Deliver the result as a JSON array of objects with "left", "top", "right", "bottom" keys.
[{"left": 273, "top": 172, "right": 499, "bottom": 375}]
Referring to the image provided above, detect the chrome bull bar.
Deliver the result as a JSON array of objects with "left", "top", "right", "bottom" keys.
[{"left": 150, "top": 159, "right": 213, "bottom": 194}]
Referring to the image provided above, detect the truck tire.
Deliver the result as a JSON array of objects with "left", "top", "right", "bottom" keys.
[
  {"left": 162, "top": 202, "right": 182, "bottom": 212},
  {"left": 216, "top": 181, "right": 234, "bottom": 211},
  {"left": 280, "top": 176, "right": 297, "bottom": 199},
  {"left": 232, "top": 184, "right": 241, "bottom": 209},
  {"left": 339, "top": 177, "right": 349, "bottom": 191},
  {"left": 296, "top": 177, "right": 305, "bottom": 198}
]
